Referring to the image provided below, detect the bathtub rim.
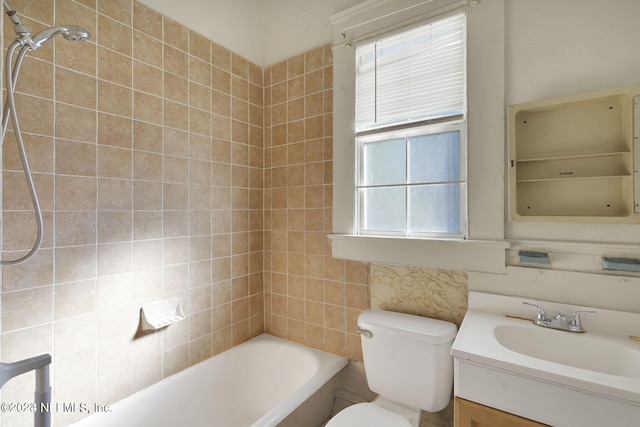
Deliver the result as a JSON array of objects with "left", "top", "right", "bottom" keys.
[{"left": 68, "top": 333, "right": 349, "bottom": 427}]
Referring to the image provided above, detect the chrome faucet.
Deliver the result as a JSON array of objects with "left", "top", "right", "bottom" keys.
[{"left": 522, "top": 302, "right": 596, "bottom": 333}]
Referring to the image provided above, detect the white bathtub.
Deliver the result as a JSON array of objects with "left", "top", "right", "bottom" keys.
[{"left": 71, "top": 334, "right": 348, "bottom": 427}]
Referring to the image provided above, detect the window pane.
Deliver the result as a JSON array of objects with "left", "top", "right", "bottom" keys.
[
  {"left": 408, "top": 183, "right": 460, "bottom": 233},
  {"left": 408, "top": 131, "right": 460, "bottom": 183},
  {"left": 362, "top": 187, "right": 406, "bottom": 231},
  {"left": 363, "top": 138, "right": 406, "bottom": 185}
]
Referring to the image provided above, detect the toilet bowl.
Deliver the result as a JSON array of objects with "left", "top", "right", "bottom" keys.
[
  {"left": 327, "top": 310, "right": 457, "bottom": 427},
  {"left": 326, "top": 397, "right": 420, "bottom": 427},
  {"left": 326, "top": 402, "right": 412, "bottom": 427}
]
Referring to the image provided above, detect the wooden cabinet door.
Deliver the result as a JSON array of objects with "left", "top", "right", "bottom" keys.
[{"left": 454, "top": 397, "right": 548, "bottom": 427}]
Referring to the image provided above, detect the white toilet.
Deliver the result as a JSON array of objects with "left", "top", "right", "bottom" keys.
[{"left": 327, "top": 309, "right": 457, "bottom": 427}]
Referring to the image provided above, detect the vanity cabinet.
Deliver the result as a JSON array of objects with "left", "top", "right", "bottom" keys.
[
  {"left": 454, "top": 397, "right": 547, "bottom": 427},
  {"left": 508, "top": 84, "right": 640, "bottom": 222}
]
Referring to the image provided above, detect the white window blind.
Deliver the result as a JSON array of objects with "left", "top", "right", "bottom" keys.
[{"left": 355, "top": 13, "right": 465, "bottom": 132}]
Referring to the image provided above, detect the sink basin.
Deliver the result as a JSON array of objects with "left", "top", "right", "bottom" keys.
[
  {"left": 494, "top": 324, "right": 640, "bottom": 377},
  {"left": 452, "top": 304, "right": 640, "bottom": 404}
]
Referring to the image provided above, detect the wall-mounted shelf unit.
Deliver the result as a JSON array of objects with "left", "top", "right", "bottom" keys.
[{"left": 508, "top": 84, "right": 640, "bottom": 222}]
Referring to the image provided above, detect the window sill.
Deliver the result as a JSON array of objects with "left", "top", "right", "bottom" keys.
[{"left": 328, "top": 234, "right": 510, "bottom": 274}]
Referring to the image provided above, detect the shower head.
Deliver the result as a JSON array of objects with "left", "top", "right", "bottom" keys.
[
  {"left": 31, "top": 25, "right": 90, "bottom": 49},
  {"left": 4, "top": 1, "right": 90, "bottom": 50}
]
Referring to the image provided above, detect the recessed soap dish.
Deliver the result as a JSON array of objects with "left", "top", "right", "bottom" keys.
[{"left": 140, "top": 297, "right": 185, "bottom": 331}]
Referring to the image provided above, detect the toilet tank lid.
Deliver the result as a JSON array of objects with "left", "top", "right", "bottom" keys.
[{"left": 358, "top": 309, "right": 457, "bottom": 344}]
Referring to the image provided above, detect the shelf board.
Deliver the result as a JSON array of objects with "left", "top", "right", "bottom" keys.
[
  {"left": 516, "top": 149, "right": 630, "bottom": 163},
  {"left": 516, "top": 174, "right": 631, "bottom": 183}
]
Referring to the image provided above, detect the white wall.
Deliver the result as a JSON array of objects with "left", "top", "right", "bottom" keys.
[
  {"left": 136, "top": 0, "right": 265, "bottom": 65},
  {"left": 505, "top": 0, "right": 640, "bottom": 245},
  {"left": 506, "top": 0, "right": 640, "bottom": 105},
  {"left": 486, "top": 0, "right": 640, "bottom": 310},
  {"left": 136, "top": 0, "right": 360, "bottom": 67},
  {"left": 260, "top": 0, "right": 362, "bottom": 66}
]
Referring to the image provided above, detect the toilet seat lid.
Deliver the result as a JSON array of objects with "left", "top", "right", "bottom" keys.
[{"left": 326, "top": 403, "right": 412, "bottom": 427}]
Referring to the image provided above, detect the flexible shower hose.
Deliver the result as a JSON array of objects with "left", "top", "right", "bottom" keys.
[{"left": 0, "top": 40, "right": 44, "bottom": 266}]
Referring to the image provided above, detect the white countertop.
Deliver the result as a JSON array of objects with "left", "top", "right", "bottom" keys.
[{"left": 452, "top": 292, "right": 640, "bottom": 405}]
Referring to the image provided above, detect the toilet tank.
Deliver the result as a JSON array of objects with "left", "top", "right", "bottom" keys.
[{"left": 358, "top": 309, "right": 457, "bottom": 412}]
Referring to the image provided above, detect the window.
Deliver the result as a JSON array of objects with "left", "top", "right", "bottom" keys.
[
  {"left": 354, "top": 12, "right": 466, "bottom": 238},
  {"left": 330, "top": 0, "right": 507, "bottom": 271}
]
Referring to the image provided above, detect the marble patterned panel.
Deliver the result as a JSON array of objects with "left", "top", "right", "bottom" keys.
[{"left": 370, "top": 263, "right": 468, "bottom": 327}]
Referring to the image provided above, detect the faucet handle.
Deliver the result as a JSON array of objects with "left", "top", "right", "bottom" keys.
[
  {"left": 522, "top": 301, "right": 549, "bottom": 325},
  {"left": 568, "top": 310, "right": 597, "bottom": 332}
]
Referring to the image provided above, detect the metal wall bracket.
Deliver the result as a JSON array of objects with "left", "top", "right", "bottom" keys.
[
  {"left": 518, "top": 250, "right": 550, "bottom": 265},
  {"left": 602, "top": 256, "right": 640, "bottom": 273}
]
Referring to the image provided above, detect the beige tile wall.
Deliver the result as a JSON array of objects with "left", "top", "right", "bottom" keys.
[
  {"left": 262, "top": 46, "right": 369, "bottom": 362},
  {"left": 1, "top": 1, "right": 262, "bottom": 425}
]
